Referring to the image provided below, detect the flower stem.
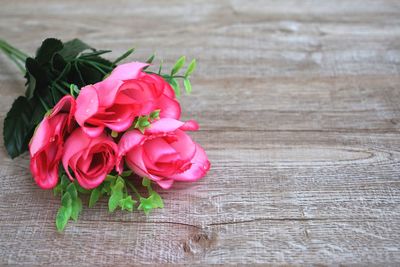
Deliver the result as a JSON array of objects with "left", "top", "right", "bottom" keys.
[
  {"left": 126, "top": 181, "right": 142, "bottom": 199},
  {"left": 0, "top": 39, "right": 29, "bottom": 74},
  {"left": 37, "top": 95, "right": 50, "bottom": 111}
]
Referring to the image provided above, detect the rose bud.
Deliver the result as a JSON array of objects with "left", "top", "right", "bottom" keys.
[
  {"left": 117, "top": 118, "right": 210, "bottom": 189},
  {"left": 29, "top": 95, "right": 76, "bottom": 189},
  {"left": 75, "top": 62, "right": 180, "bottom": 138},
  {"left": 62, "top": 128, "right": 118, "bottom": 189}
]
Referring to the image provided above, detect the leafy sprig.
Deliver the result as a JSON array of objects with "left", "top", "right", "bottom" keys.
[
  {"left": 145, "top": 56, "right": 197, "bottom": 97},
  {"left": 53, "top": 170, "right": 164, "bottom": 232}
]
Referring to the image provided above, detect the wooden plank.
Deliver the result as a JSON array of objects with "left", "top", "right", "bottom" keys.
[{"left": 0, "top": 0, "right": 400, "bottom": 265}]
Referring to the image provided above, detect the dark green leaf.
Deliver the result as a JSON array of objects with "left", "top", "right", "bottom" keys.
[
  {"left": 143, "top": 53, "right": 155, "bottom": 70},
  {"left": 113, "top": 48, "right": 135, "bottom": 65},
  {"left": 146, "top": 53, "right": 155, "bottom": 64},
  {"left": 59, "top": 38, "right": 92, "bottom": 61},
  {"left": 31, "top": 98, "right": 47, "bottom": 125},
  {"left": 51, "top": 53, "right": 68, "bottom": 72},
  {"left": 25, "top": 58, "right": 49, "bottom": 98},
  {"left": 25, "top": 72, "right": 36, "bottom": 99},
  {"left": 171, "top": 56, "right": 185, "bottom": 76},
  {"left": 89, "top": 187, "right": 101, "bottom": 208},
  {"left": 183, "top": 78, "right": 192, "bottom": 94},
  {"left": 184, "top": 59, "right": 197, "bottom": 77},
  {"left": 3, "top": 96, "right": 34, "bottom": 158},
  {"left": 35, "top": 38, "right": 63, "bottom": 66}
]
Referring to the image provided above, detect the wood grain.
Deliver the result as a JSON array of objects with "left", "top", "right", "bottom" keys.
[{"left": 1, "top": 0, "right": 400, "bottom": 265}]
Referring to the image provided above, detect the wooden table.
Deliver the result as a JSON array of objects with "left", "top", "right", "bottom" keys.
[{"left": 1, "top": 0, "right": 400, "bottom": 265}]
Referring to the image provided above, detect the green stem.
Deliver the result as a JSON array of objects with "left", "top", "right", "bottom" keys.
[
  {"left": 145, "top": 70, "right": 186, "bottom": 79},
  {"left": 54, "top": 83, "right": 69, "bottom": 95},
  {"left": 82, "top": 60, "right": 108, "bottom": 75},
  {"left": 0, "top": 39, "right": 29, "bottom": 61},
  {"left": 1, "top": 50, "right": 25, "bottom": 74},
  {"left": 76, "top": 58, "right": 113, "bottom": 71},
  {"left": 0, "top": 39, "right": 29, "bottom": 74},
  {"left": 37, "top": 96, "right": 50, "bottom": 111},
  {"left": 126, "top": 181, "right": 142, "bottom": 199}
]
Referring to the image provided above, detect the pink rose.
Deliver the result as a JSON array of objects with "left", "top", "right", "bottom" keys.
[
  {"left": 117, "top": 118, "right": 210, "bottom": 189},
  {"left": 29, "top": 95, "right": 76, "bottom": 189},
  {"left": 62, "top": 128, "right": 118, "bottom": 189},
  {"left": 75, "top": 62, "right": 181, "bottom": 137}
]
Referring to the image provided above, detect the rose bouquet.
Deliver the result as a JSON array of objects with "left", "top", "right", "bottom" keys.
[{"left": 0, "top": 38, "right": 210, "bottom": 231}]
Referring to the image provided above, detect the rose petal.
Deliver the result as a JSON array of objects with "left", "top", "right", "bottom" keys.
[
  {"left": 75, "top": 85, "right": 99, "bottom": 126},
  {"left": 169, "top": 144, "right": 210, "bottom": 182},
  {"left": 107, "top": 62, "right": 149, "bottom": 81}
]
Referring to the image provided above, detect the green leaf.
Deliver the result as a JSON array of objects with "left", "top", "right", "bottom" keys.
[
  {"left": 105, "top": 174, "right": 116, "bottom": 182},
  {"left": 108, "top": 190, "right": 123, "bottom": 212},
  {"left": 171, "top": 56, "right": 185, "bottom": 76},
  {"left": 168, "top": 78, "right": 181, "bottom": 97},
  {"left": 119, "top": 196, "right": 136, "bottom": 212},
  {"left": 56, "top": 205, "right": 72, "bottom": 232},
  {"left": 113, "top": 48, "right": 135, "bottom": 65},
  {"left": 183, "top": 78, "right": 192, "bottom": 94},
  {"left": 89, "top": 187, "right": 101, "bottom": 208},
  {"left": 60, "top": 174, "right": 70, "bottom": 189},
  {"left": 150, "top": 191, "right": 164, "bottom": 208},
  {"left": 35, "top": 38, "right": 63, "bottom": 66},
  {"left": 108, "top": 178, "right": 125, "bottom": 212},
  {"left": 142, "top": 177, "right": 151, "bottom": 187},
  {"left": 59, "top": 38, "right": 92, "bottom": 61},
  {"left": 70, "top": 198, "right": 82, "bottom": 221},
  {"left": 3, "top": 96, "right": 35, "bottom": 158},
  {"left": 149, "top": 110, "right": 160, "bottom": 121},
  {"left": 69, "top": 84, "right": 79, "bottom": 97},
  {"left": 120, "top": 170, "right": 133, "bottom": 177},
  {"left": 134, "top": 116, "right": 150, "bottom": 133},
  {"left": 53, "top": 184, "right": 63, "bottom": 196},
  {"left": 158, "top": 60, "right": 163, "bottom": 74},
  {"left": 56, "top": 190, "right": 73, "bottom": 232},
  {"left": 184, "top": 59, "right": 197, "bottom": 77},
  {"left": 138, "top": 197, "right": 154, "bottom": 215},
  {"left": 66, "top": 183, "right": 78, "bottom": 200},
  {"left": 61, "top": 192, "right": 72, "bottom": 207},
  {"left": 25, "top": 57, "right": 50, "bottom": 98},
  {"left": 146, "top": 53, "right": 155, "bottom": 64},
  {"left": 74, "top": 181, "right": 91, "bottom": 194},
  {"left": 24, "top": 68, "right": 36, "bottom": 99}
]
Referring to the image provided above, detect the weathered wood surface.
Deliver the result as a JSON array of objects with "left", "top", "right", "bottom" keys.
[{"left": 1, "top": 0, "right": 400, "bottom": 265}]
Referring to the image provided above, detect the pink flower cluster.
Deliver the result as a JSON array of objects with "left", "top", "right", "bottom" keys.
[{"left": 29, "top": 62, "right": 210, "bottom": 190}]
